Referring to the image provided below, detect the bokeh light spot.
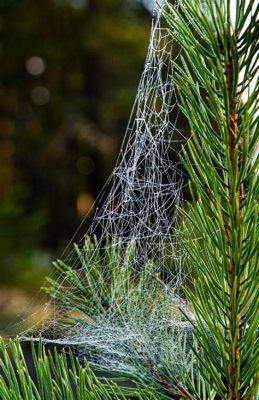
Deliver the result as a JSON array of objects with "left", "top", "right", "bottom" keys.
[
  {"left": 26, "top": 56, "right": 46, "bottom": 76},
  {"left": 31, "top": 87, "right": 50, "bottom": 105},
  {"left": 77, "top": 192, "right": 94, "bottom": 217}
]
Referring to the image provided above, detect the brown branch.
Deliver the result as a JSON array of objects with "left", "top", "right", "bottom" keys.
[
  {"left": 225, "top": 41, "right": 243, "bottom": 400},
  {"left": 247, "top": 376, "right": 258, "bottom": 400},
  {"left": 136, "top": 342, "right": 193, "bottom": 400}
]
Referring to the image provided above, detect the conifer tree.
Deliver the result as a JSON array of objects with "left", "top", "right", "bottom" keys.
[{"left": 165, "top": 1, "right": 258, "bottom": 398}]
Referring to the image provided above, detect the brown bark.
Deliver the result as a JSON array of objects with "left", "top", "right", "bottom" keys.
[{"left": 226, "top": 43, "right": 242, "bottom": 400}]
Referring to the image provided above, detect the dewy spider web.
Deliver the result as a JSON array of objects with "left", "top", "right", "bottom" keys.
[
  {"left": 65, "top": 0, "right": 187, "bottom": 277},
  {"left": 21, "top": 0, "right": 196, "bottom": 380}
]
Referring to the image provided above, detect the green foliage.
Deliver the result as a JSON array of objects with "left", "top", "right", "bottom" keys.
[
  {"left": 164, "top": 0, "right": 258, "bottom": 398},
  {"left": 43, "top": 237, "right": 219, "bottom": 399},
  {"left": 45, "top": 238, "right": 162, "bottom": 320},
  {"left": 0, "top": 337, "right": 163, "bottom": 400},
  {"left": 0, "top": 234, "right": 216, "bottom": 400},
  {"left": 43, "top": 238, "right": 192, "bottom": 398}
]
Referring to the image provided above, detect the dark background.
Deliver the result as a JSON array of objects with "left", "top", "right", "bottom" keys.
[{"left": 0, "top": 0, "right": 154, "bottom": 333}]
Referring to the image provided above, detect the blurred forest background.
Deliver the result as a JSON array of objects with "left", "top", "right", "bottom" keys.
[{"left": 0, "top": 0, "right": 154, "bottom": 334}]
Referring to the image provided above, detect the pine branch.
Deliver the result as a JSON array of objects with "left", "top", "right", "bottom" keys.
[{"left": 164, "top": 0, "right": 258, "bottom": 398}]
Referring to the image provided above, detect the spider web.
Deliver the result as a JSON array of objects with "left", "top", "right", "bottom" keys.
[
  {"left": 21, "top": 0, "right": 196, "bottom": 381},
  {"left": 66, "top": 0, "right": 187, "bottom": 279}
]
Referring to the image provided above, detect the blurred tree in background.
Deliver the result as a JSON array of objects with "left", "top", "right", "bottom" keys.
[{"left": 0, "top": 0, "right": 152, "bottom": 331}]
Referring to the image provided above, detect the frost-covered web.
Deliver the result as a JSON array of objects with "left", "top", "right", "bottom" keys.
[
  {"left": 65, "top": 0, "right": 187, "bottom": 280},
  {"left": 21, "top": 0, "right": 197, "bottom": 381}
]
